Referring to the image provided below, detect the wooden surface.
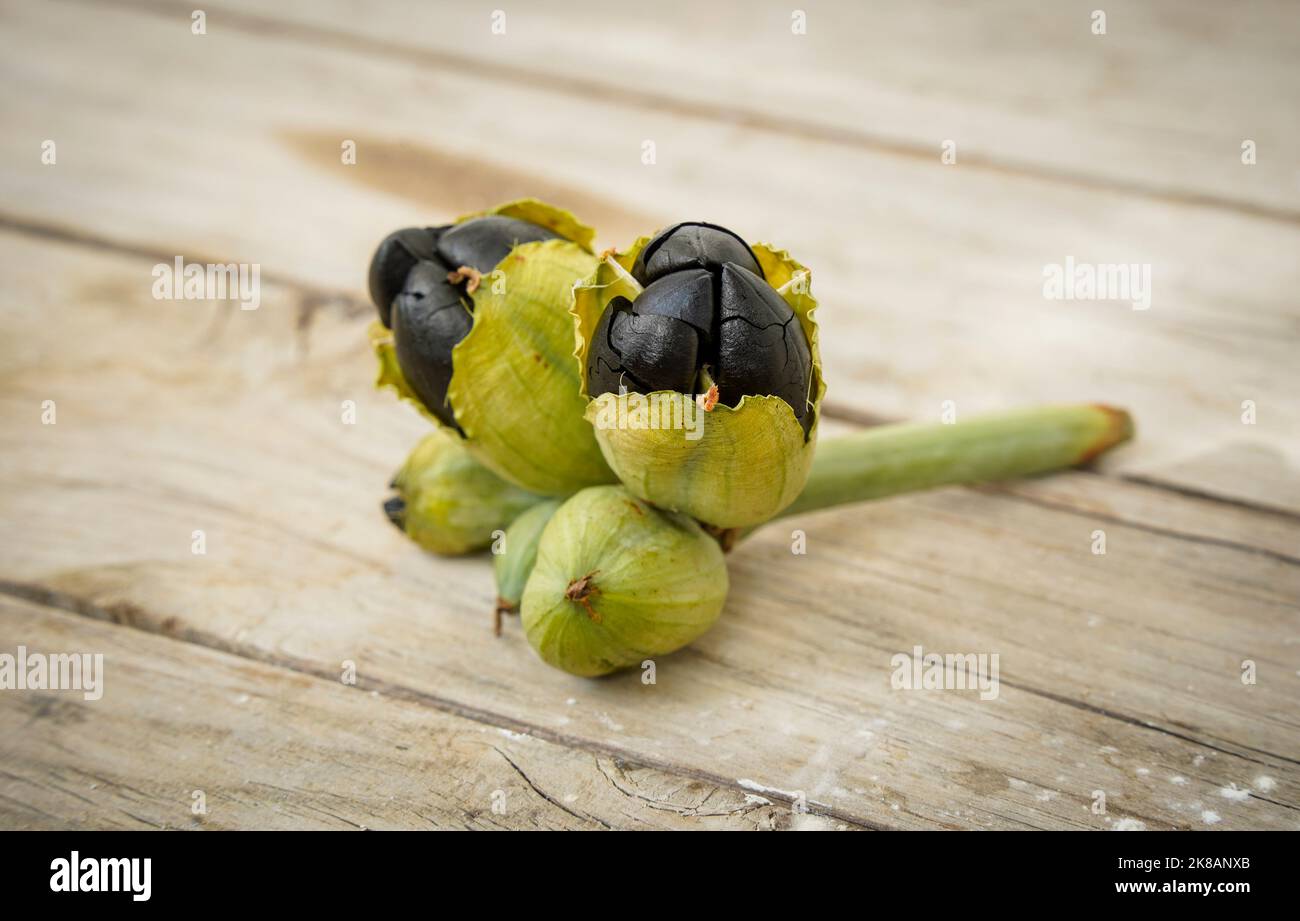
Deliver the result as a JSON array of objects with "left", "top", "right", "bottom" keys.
[{"left": 1, "top": 0, "right": 1296, "bottom": 830}]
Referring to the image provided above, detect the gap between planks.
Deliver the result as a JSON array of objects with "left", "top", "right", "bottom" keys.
[
  {"left": 0, "top": 580, "right": 888, "bottom": 830},
  {"left": 73, "top": 0, "right": 1300, "bottom": 229}
]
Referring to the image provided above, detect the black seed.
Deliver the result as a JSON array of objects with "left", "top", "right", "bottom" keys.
[
  {"left": 587, "top": 294, "right": 702, "bottom": 398},
  {"left": 632, "top": 222, "right": 763, "bottom": 286},
  {"left": 391, "top": 260, "right": 472, "bottom": 430},
  {"left": 587, "top": 225, "right": 814, "bottom": 436},
  {"left": 715, "top": 264, "right": 812, "bottom": 434},
  {"left": 609, "top": 312, "right": 701, "bottom": 394},
  {"left": 383, "top": 496, "right": 406, "bottom": 530},
  {"left": 368, "top": 227, "right": 446, "bottom": 327},
  {"left": 370, "top": 214, "right": 559, "bottom": 429},
  {"left": 630, "top": 269, "right": 715, "bottom": 343},
  {"left": 436, "top": 215, "right": 559, "bottom": 275}
]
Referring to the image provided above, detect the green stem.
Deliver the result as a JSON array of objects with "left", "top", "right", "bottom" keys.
[{"left": 778, "top": 403, "right": 1133, "bottom": 520}]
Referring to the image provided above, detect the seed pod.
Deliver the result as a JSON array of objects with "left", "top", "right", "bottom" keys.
[
  {"left": 520, "top": 486, "right": 729, "bottom": 677},
  {"left": 573, "top": 226, "right": 825, "bottom": 529},
  {"left": 369, "top": 199, "right": 616, "bottom": 495},
  {"left": 493, "top": 498, "right": 562, "bottom": 631},
  {"left": 385, "top": 432, "right": 542, "bottom": 556}
]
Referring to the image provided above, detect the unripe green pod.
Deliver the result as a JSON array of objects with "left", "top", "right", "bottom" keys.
[
  {"left": 385, "top": 432, "right": 542, "bottom": 556},
  {"left": 520, "top": 486, "right": 729, "bottom": 677},
  {"left": 493, "top": 497, "right": 562, "bottom": 623},
  {"left": 371, "top": 199, "right": 616, "bottom": 496},
  {"left": 572, "top": 231, "right": 825, "bottom": 529}
]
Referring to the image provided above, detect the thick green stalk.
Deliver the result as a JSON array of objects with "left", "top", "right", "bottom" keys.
[{"left": 779, "top": 404, "right": 1133, "bottom": 520}]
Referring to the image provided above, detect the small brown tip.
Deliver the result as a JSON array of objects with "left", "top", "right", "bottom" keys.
[
  {"left": 448, "top": 265, "right": 483, "bottom": 294},
  {"left": 564, "top": 572, "right": 602, "bottom": 622},
  {"left": 493, "top": 598, "right": 516, "bottom": 637},
  {"left": 1081, "top": 404, "right": 1135, "bottom": 464},
  {"left": 701, "top": 523, "right": 739, "bottom": 553}
]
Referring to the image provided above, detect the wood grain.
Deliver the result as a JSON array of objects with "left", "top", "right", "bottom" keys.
[
  {"left": 2, "top": 0, "right": 1296, "bottom": 512},
  {"left": 0, "top": 597, "right": 815, "bottom": 830},
  {"left": 114, "top": 0, "right": 1300, "bottom": 217},
  {"left": 2, "top": 229, "right": 1296, "bottom": 829}
]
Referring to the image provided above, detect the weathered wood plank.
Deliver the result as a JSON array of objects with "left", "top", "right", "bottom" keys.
[
  {"left": 3, "top": 0, "right": 1295, "bottom": 512},
  {"left": 136, "top": 0, "right": 1300, "bottom": 216},
  {"left": 1, "top": 230, "right": 1296, "bottom": 829},
  {"left": 0, "top": 596, "right": 821, "bottom": 830}
]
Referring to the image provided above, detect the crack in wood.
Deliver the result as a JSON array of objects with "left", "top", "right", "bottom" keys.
[
  {"left": 493, "top": 747, "right": 614, "bottom": 830},
  {"left": 4, "top": 579, "right": 1294, "bottom": 828},
  {"left": 0, "top": 580, "right": 887, "bottom": 829}
]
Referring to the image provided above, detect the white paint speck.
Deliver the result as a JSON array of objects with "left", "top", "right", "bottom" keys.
[
  {"left": 739, "top": 778, "right": 784, "bottom": 795},
  {"left": 1253, "top": 776, "right": 1276, "bottom": 793},
  {"left": 1136, "top": 767, "right": 1150, "bottom": 776},
  {"left": 1170, "top": 775, "right": 1188, "bottom": 786},
  {"left": 497, "top": 728, "right": 529, "bottom": 740},
  {"left": 1113, "top": 818, "right": 1146, "bottom": 831},
  {"left": 1219, "top": 784, "right": 1251, "bottom": 802},
  {"left": 563, "top": 794, "right": 578, "bottom": 804},
  {"left": 743, "top": 794, "right": 771, "bottom": 806},
  {"left": 1193, "top": 754, "right": 1205, "bottom": 766},
  {"left": 1201, "top": 810, "right": 1221, "bottom": 825},
  {"left": 565, "top": 698, "right": 576, "bottom": 706}
]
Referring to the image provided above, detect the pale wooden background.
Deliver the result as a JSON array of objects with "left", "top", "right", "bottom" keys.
[{"left": 0, "top": 0, "right": 1297, "bottom": 829}]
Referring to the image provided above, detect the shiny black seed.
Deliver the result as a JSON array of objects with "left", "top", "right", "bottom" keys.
[
  {"left": 391, "top": 260, "right": 472, "bottom": 430},
  {"left": 587, "top": 223, "right": 813, "bottom": 437},
  {"left": 436, "top": 215, "right": 559, "bottom": 275},
  {"left": 631, "top": 268, "right": 715, "bottom": 344},
  {"left": 587, "top": 292, "right": 701, "bottom": 396},
  {"left": 715, "top": 264, "right": 812, "bottom": 434},
  {"left": 368, "top": 227, "right": 446, "bottom": 328},
  {"left": 383, "top": 496, "right": 406, "bottom": 530},
  {"left": 369, "top": 214, "right": 559, "bottom": 428},
  {"left": 632, "top": 222, "right": 763, "bottom": 286}
]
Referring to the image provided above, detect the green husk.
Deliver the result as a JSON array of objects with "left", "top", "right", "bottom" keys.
[
  {"left": 392, "top": 432, "right": 542, "bottom": 556},
  {"left": 494, "top": 498, "right": 563, "bottom": 620},
  {"left": 521, "top": 486, "right": 728, "bottom": 677},
  {"left": 371, "top": 198, "right": 615, "bottom": 496},
  {"left": 515, "top": 403, "right": 1133, "bottom": 676}
]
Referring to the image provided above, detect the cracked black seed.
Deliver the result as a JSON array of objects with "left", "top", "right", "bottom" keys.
[
  {"left": 588, "top": 225, "right": 813, "bottom": 436},
  {"left": 368, "top": 216, "right": 560, "bottom": 429}
]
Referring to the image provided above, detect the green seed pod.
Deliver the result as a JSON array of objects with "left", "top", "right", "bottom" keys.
[
  {"left": 370, "top": 199, "right": 616, "bottom": 496},
  {"left": 572, "top": 229, "right": 825, "bottom": 529},
  {"left": 493, "top": 497, "right": 562, "bottom": 626},
  {"left": 520, "top": 485, "right": 729, "bottom": 677},
  {"left": 385, "top": 432, "right": 542, "bottom": 556}
]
